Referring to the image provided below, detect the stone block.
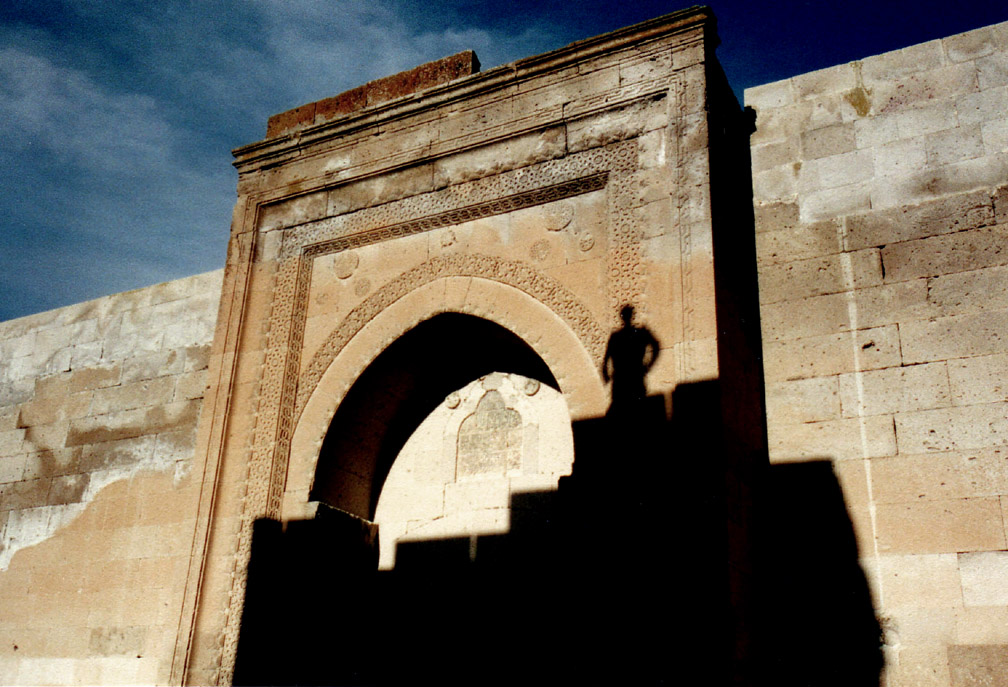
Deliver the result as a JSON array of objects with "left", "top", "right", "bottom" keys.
[
  {"left": 69, "top": 363, "right": 121, "bottom": 393},
  {"left": 874, "top": 152, "right": 1008, "bottom": 211},
  {"left": 79, "top": 436, "right": 158, "bottom": 473},
  {"left": 46, "top": 473, "right": 89, "bottom": 506},
  {"left": 0, "top": 453, "right": 27, "bottom": 483},
  {"left": 997, "top": 184, "right": 1008, "bottom": 225},
  {"left": 957, "top": 607, "right": 1008, "bottom": 644},
  {"left": 0, "top": 376, "right": 33, "bottom": 408},
  {"left": 801, "top": 122, "right": 856, "bottom": 160},
  {"left": 838, "top": 362, "right": 951, "bottom": 417},
  {"left": 958, "top": 86, "right": 1008, "bottom": 127},
  {"left": 801, "top": 148, "right": 874, "bottom": 190},
  {"left": 870, "top": 448, "right": 1008, "bottom": 503},
  {"left": 433, "top": 125, "right": 566, "bottom": 188},
  {"left": 327, "top": 163, "right": 436, "bottom": 217},
  {"left": 930, "top": 264, "right": 1008, "bottom": 318},
  {"left": 926, "top": 124, "right": 985, "bottom": 166},
  {"left": 876, "top": 61, "right": 980, "bottom": 115},
  {"left": 88, "top": 626, "right": 147, "bottom": 657},
  {"left": 886, "top": 645, "right": 952, "bottom": 687},
  {"left": 885, "top": 606, "right": 958, "bottom": 645},
  {"left": 854, "top": 279, "right": 933, "bottom": 329},
  {"left": 793, "top": 63, "right": 858, "bottom": 100},
  {"left": 947, "top": 644, "right": 1008, "bottom": 687},
  {"left": 845, "top": 189, "right": 994, "bottom": 250},
  {"left": 977, "top": 50, "right": 1008, "bottom": 90},
  {"left": 949, "top": 352, "right": 1008, "bottom": 405},
  {"left": 752, "top": 164, "right": 797, "bottom": 202},
  {"left": 854, "top": 114, "right": 901, "bottom": 149},
  {"left": 23, "top": 447, "right": 82, "bottom": 480},
  {"left": 22, "top": 421, "right": 69, "bottom": 452},
  {"left": 799, "top": 180, "right": 872, "bottom": 221},
  {"left": 861, "top": 39, "right": 946, "bottom": 84},
  {"left": 567, "top": 96, "right": 668, "bottom": 154},
  {"left": 767, "top": 414, "right": 895, "bottom": 462},
  {"left": 960, "top": 551, "right": 1008, "bottom": 606},
  {"left": 257, "top": 191, "right": 327, "bottom": 233},
  {"left": 0, "top": 480, "right": 51, "bottom": 510},
  {"left": 761, "top": 290, "right": 850, "bottom": 342},
  {"left": 751, "top": 139, "right": 799, "bottom": 174},
  {"left": 873, "top": 135, "right": 928, "bottom": 178},
  {"left": 173, "top": 370, "right": 207, "bottom": 402},
  {"left": 890, "top": 100, "right": 959, "bottom": 140},
  {"left": 895, "top": 402, "right": 1008, "bottom": 453},
  {"left": 758, "top": 248, "right": 881, "bottom": 304},
  {"left": 91, "top": 377, "right": 176, "bottom": 416},
  {"left": 121, "top": 350, "right": 185, "bottom": 384},
  {"left": 758, "top": 288, "right": 854, "bottom": 340},
  {"left": 0, "top": 407, "right": 18, "bottom": 433},
  {"left": 66, "top": 400, "right": 199, "bottom": 448},
  {"left": 765, "top": 376, "right": 841, "bottom": 424},
  {"left": 755, "top": 219, "right": 841, "bottom": 263},
  {"left": 877, "top": 553, "right": 962, "bottom": 607},
  {"left": 762, "top": 325, "right": 902, "bottom": 382},
  {"left": 183, "top": 345, "right": 212, "bottom": 373},
  {"left": 745, "top": 79, "right": 794, "bottom": 111},
  {"left": 945, "top": 25, "right": 998, "bottom": 63},
  {"left": 0, "top": 428, "right": 26, "bottom": 458},
  {"left": 875, "top": 497, "right": 1005, "bottom": 554},
  {"left": 982, "top": 118, "right": 1008, "bottom": 156},
  {"left": 901, "top": 309, "right": 1008, "bottom": 364}
]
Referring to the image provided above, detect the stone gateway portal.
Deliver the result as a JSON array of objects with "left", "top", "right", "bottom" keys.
[{"left": 175, "top": 7, "right": 765, "bottom": 684}]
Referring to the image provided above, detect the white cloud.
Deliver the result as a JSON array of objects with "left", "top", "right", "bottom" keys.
[{"left": 0, "top": 46, "right": 175, "bottom": 175}]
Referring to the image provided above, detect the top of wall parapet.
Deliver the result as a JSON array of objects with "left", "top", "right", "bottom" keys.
[
  {"left": 265, "top": 51, "right": 482, "bottom": 139},
  {"left": 744, "top": 19, "right": 1008, "bottom": 109},
  {"left": 239, "top": 5, "right": 714, "bottom": 161}
]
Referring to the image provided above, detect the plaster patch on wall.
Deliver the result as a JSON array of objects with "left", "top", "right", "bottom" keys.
[{"left": 0, "top": 440, "right": 186, "bottom": 570}]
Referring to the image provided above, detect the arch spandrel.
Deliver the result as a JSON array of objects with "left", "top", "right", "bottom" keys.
[{"left": 285, "top": 274, "right": 607, "bottom": 518}]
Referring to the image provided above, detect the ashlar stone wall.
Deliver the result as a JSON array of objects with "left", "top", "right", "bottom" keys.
[
  {"left": 0, "top": 270, "right": 221, "bottom": 685},
  {"left": 747, "top": 20, "right": 1008, "bottom": 687}
]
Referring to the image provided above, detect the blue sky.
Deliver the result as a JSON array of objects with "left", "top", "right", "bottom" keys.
[{"left": 1, "top": 0, "right": 1005, "bottom": 321}]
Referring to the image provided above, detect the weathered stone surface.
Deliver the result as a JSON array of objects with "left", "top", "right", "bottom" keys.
[
  {"left": 752, "top": 21, "right": 1008, "bottom": 686},
  {"left": 767, "top": 414, "right": 896, "bottom": 461},
  {"left": 838, "top": 362, "right": 951, "bottom": 417},
  {"left": 870, "top": 448, "right": 1008, "bottom": 503},
  {"left": 900, "top": 309, "right": 1008, "bottom": 364},
  {"left": 947, "top": 645, "right": 1008, "bottom": 687},
  {"left": 0, "top": 269, "right": 220, "bottom": 685},
  {"left": 875, "top": 497, "right": 1006, "bottom": 554},
  {"left": 266, "top": 51, "right": 480, "bottom": 138},
  {"left": 844, "top": 189, "right": 994, "bottom": 250},
  {"left": 881, "top": 224, "right": 1008, "bottom": 282}
]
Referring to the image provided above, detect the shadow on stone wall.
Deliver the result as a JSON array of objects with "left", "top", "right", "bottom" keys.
[
  {"left": 758, "top": 461, "right": 884, "bottom": 687},
  {"left": 232, "top": 389, "right": 882, "bottom": 686},
  {"left": 233, "top": 62, "right": 881, "bottom": 682}
]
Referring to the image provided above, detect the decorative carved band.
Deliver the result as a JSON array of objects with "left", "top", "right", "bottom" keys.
[
  {"left": 295, "top": 253, "right": 610, "bottom": 417},
  {"left": 304, "top": 173, "right": 608, "bottom": 260}
]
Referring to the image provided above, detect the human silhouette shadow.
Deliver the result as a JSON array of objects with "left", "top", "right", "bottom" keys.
[{"left": 602, "top": 305, "right": 659, "bottom": 415}]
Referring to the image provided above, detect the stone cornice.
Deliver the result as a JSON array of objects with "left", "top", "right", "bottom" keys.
[{"left": 231, "top": 6, "right": 713, "bottom": 173}]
